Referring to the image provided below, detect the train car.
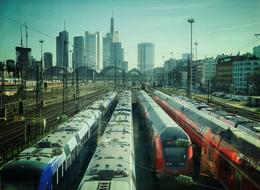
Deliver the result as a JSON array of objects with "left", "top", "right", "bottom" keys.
[
  {"left": 0, "top": 92, "right": 117, "bottom": 190},
  {"left": 78, "top": 90, "right": 136, "bottom": 190},
  {"left": 198, "top": 106, "right": 260, "bottom": 139},
  {"left": 153, "top": 90, "right": 260, "bottom": 190},
  {"left": 137, "top": 90, "right": 193, "bottom": 179}
]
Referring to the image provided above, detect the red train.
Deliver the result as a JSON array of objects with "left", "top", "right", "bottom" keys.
[
  {"left": 153, "top": 90, "right": 260, "bottom": 190},
  {"left": 137, "top": 90, "right": 193, "bottom": 178}
]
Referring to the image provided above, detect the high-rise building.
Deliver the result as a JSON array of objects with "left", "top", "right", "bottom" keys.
[
  {"left": 73, "top": 36, "right": 84, "bottom": 68},
  {"left": 111, "top": 42, "right": 126, "bottom": 70},
  {"left": 137, "top": 43, "right": 154, "bottom": 72},
  {"left": 44, "top": 52, "right": 53, "bottom": 70},
  {"left": 103, "top": 33, "right": 112, "bottom": 69},
  {"left": 113, "top": 31, "right": 119, "bottom": 42},
  {"left": 182, "top": 53, "right": 191, "bottom": 61},
  {"left": 253, "top": 45, "right": 260, "bottom": 58},
  {"left": 56, "top": 30, "right": 69, "bottom": 68},
  {"left": 85, "top": 31, "right": 97, "bottom": 69},
  {"left": 102, "top": 15, "right": 126, "bottom": 70}
]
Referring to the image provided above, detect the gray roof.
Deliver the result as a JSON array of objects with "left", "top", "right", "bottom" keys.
[{"left": 78, "top": 90, "right": 136, "bottom": 190}]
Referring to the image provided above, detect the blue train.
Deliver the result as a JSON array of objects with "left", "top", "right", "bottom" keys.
[{"left": 0, "top": 92, "right": 117, "bottom": 190}]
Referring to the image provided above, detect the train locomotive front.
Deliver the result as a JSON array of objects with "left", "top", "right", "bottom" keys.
[{"left": 137, "top": 90, "right": 193, "bottom": 179}]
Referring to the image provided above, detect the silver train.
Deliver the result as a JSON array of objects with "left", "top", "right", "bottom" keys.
[
  {"left": 0, "top": 92, "right": 117, "bottom": 190},
  {"left": 78, "top": 90, "right": 136, "bottom": 190}
]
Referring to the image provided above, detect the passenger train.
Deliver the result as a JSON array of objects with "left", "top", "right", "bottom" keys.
[
  {"left": 137, "top": 90, "right": 193, "bottom": 179},
  {"left": 0, "top": 92, "right": 117, "bottom": 190},
  {"left": 198, "top": 105, "right": 260, "bottom": 139},
  {"left": 153, "top": 90, "right": 260, "bottom": 190},
  {"left": 78, "top": 90, "right": 136, "bottom": 190}
]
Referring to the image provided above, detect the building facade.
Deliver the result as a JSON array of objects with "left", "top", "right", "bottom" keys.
[
  {"left": 202, "top": 57, "right": 216, "bottom": 84},
  {"left": 111, "top": 42, "right": 127, "bottom": 71},
  {"left": 137, "top": 43, "right": 154, "bottom": 72},
  {"left": 56, "top": 30, "right": 69, "bottom": 68},
  {"left": 103, "top": 33, "right": 112, "bottom": 69},
  {"left": 232, "top": 58, "right": 260, "bottom": 94},
  {"left": 73, "top": 36, "right": 84, "bottom": 68},
  {"left": 253, "top": 45, "right": 260, "bottom": 58},
  {"left": 44, "top": 52, "right": 53, "bottom": 70},
  {"left": 192, "top": 60, "right": 204, "bottom": 89},
  {"left": 85, "top": 31, "right": 97, "bottom": 69},
  {"left": 216, "top": 55, "right": 244, "bottom": 93}
]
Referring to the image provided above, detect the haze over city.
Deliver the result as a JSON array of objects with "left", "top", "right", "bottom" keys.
[{"left": 1, "top": 0, "right": 260, "bottom": 69}]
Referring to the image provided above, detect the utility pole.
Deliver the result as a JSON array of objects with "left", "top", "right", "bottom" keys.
[
  {"left": 114, "top": 49, "right": 117, "bottom": 89},
  {"left": 36, "top": 40, "right": 44, "bottom": 126},
  {"left": 162, "top": 56, "right": 165, "bottom": 87},
  {"left": 0, "top": 62, "right": 5, "bottom": 112},
  {"left": 75, "top": 63, "right": 80, "bottom": 113},
  {"left": 84, "top": 55, "right": 86, "bottom": 84},
  {"left": 69, "top": 50, "right": 73, "bottom": 87},
  {"left": 194, "top": 42, "right": 198, "bottom": 61},
  {"left": 170, "top": 52, "right": 174, "bottom": 87},
  {"left": 207, "top": 79, "right": 210, "bottom": 104},
  {"left": 187, "top": 18, "right": 195, "bottom": 99},
  {"left": 25, "top": 22, "right": 28, "bottom": 48},
  {"left": 92, "top": 65, "right": 95, "bottom": 86},
  {"left": 63, "top": 41, "right": 68, "bottom": 114}
]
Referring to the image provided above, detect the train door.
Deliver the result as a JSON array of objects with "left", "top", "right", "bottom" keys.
[
  {"left": 235, "top": 172, "right": 242, "bottom": 190},
  {"left": 192, "top": 144, "right": 201, "bottom": 177}
]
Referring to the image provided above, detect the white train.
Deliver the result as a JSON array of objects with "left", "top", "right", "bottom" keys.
[
  {"left": 78, "top": 90, "right": 136, "bottom": 190},
  {"left": 0, "top": 92, "right": 117, "bottom": 190}
]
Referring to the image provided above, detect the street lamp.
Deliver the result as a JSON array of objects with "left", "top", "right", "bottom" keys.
[{"left": 187, "top": 18, "right": 195, "bottom": 99}]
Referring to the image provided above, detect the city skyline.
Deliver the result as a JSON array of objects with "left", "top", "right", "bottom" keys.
[{"left": 1, "top": 0, "right": 260, "bottom": 69}]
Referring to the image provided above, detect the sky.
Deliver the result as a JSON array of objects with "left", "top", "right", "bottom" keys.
[{"left": 1, "top": 0, "right": 260, "bottom": 69}]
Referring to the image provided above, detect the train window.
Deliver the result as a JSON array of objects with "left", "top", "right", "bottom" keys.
[
  {"left": 1, "top": 169, "right": 40, "bottom": 190},
  {"left": 208, "top": 145, "right": 213, "bottom": 161},
  {"left": 163, "top": 147, "right": 186, "bottom": 167},
  {"left": 220, "top": 157, "right": 231, "bottom": 175}
]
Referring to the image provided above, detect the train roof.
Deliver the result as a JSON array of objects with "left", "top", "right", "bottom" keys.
[
  {"left": 200, "top": 106, "right": 260, "bottom": 139},
  {"left": 78, "top": 90, "right": 135, "bottom": 190},
  {"left": 154, "top": 90, "right": 260, "bottom": 156},
  {"left": 7, "top": 105, "right": 101, "bottom": 170},
  {"left": 139, "top": 90, "right": 186, "bottom": 135}
]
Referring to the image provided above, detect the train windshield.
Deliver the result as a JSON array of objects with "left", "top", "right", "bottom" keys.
[
  {"left": 1, "top": 170, "right": 40, "bottom": 190},
  {"left": 163, "top": 147, "right": 186, "bottom": 167}
]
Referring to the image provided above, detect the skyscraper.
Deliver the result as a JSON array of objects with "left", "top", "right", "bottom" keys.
[
  {"left": 111, "top": 42, "right": 125, "bottom": 70},
  {"left": 103, "top": 16, "right": 122, "bottom": 69},
  {"left": 44, "top": 52, "right": 53, "bottom": 70},
  {"left": 56, "top": 30, "right": 69, "bottom": 68},
  {"left": 85, "top": 31, "right": 97, "bottom": 69},
  {"left": 73, "top": 36, "right": 84, "bottom": 68},
  {"left": 253, "top": 45, "right": 260, "bottom": 58},
  {"left": 137, "top": 43, "right": 154, "bottom": 72}
]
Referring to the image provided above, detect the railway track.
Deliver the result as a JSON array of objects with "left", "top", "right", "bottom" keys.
[{"left": 0, "top": 87, "right": 110, "bottom": 164}]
